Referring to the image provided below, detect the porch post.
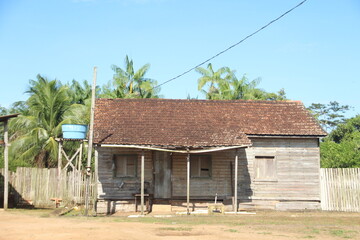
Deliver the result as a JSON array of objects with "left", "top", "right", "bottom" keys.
[
  {"left": 234, "top": 149, "right": 238, "bottom": 213},
  {"left": 94, "top": 146, "right": 98, "bottom": 203},
  {"left": 140, "top": 150, "right": 145, "bottom": 215},
  {"left": 186, "top": 152, "right": 190, "bottom": 215},
  {"left": 3, "top": 120, "right": 8, "bottom": 210}
]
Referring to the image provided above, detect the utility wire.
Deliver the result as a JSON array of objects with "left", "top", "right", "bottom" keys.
[{"left": 152, "top": 0, "right": 308, "bottom": 90}]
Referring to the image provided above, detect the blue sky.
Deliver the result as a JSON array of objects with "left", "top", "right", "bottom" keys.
[{"left": 0, "top": 0, "right": 359, "bottom": 116}]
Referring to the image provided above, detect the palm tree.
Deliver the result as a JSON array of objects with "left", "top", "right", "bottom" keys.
[
  {"left": 197, "top": 64, "right": 287, "bottom": 101},
  {"left": 101, "top": 55, "right": 160, "bottom": 98},
  {"left": 67, "top": 79, "right": 92, "bottom": 105},
  {"left": 10, "top": 75, "right": 73, "bottom": 167},
  {"left": 65, "top": 79, "right": 96, "bottom": 125},
  {"left": 196, "top": 63, "right": 232, "bottom": 100},
  {"left": 218, "top": 74, "right": 266, "bottom": 100}
]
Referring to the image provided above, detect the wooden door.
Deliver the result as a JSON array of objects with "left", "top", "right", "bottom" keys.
[{"left": 154, "top": 151, "right": 171, "bottom": 198}]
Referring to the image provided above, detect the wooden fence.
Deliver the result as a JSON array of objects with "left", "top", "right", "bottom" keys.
[
  {"left": 320, "top": 168, "right": 360, "bottom": 212},
  {"left": 2, "top": 167, "right": 360, "bottom": 212},
  {"left": 0, "top": 167, "right": 96, "bottom": 208}
]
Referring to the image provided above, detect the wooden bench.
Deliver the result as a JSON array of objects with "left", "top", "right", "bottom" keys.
[{"left": 133, "top": 194, "right": 152, "bottom": 212}]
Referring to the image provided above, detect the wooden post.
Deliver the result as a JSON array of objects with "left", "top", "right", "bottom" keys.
[
  {"left": 234, "top": 150, "right": 238, "bottom": 213},
  {"left": 94, "top": 146, "right": 98, "bottom": 208},
  {"left": 141, "top": 150, "right": 145, "bottom": 215},
  {"left": 3, "top": 120, "right": 8, "bottom": 210},
  {"left": 77, "top": 142, "right": 83, "bottom": 203},
  {"left": 78, "top": 142, "right": 83, "bottom": 172},
  {"left": 57, "top": 140, "right": 62, "bottom": 198},
  {"left": 57, "top": 140, "right": 62, "bottom": 174},
  {"left": 85, "top": 66, "right": 97, "bottom": 216},
  {"left": 186, "top": 152, "right": 190, "bottom": 215}
]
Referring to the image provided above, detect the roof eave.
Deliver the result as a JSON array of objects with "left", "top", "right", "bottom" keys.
[
  {"left": 247, "top": 134, "right": 327, "bottom": 138},
  {"left": 97, "top": 143, "right": 251, "bottom": 153},
  {"left": 0, "top": 113, "right": 20, "bottom": 122}
]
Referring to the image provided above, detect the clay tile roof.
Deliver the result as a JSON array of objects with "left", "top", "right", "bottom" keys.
[{"left": 94, "top": 99, "right": 326, "bottom": 147}]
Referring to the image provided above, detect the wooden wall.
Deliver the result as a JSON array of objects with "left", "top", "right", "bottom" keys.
[
  {"left": 97, "top": 137, "right": 321, "bottom": 211},
  {"left": 245, "top": 137, "right": 321, "bottom": 210},
  {"left": 97, "top": 148, "right": 153, "bottom": 200},
  {"left": 247, "top": 138, "right": 320, "bottom": 199},
  {"left": 171, "top": 150, "right": 245, "bottom": 199}
]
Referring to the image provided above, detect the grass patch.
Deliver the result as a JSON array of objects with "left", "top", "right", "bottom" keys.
[
  {"left": 304, "top": 227, "right": 320, "bottom": 235},
  {"left": 329, "top": 229, "right": 357, "bottom": 239},
  {"left": 158, "top": 227, "right": 192, "bottom": 231},
  {"left": 54, "top": 210, "right": 360, "bottom": 239},
  {"left": 7, "top": 208, "right": 54, "bottom": 217}
]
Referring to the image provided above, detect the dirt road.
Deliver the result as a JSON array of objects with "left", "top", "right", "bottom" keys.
[{"left": 0, "top": 209, "right": 359, "bottom": 240}]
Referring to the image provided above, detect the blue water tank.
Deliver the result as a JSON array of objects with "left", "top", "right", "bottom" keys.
[{"left": 61, "top": 124, "right": 88, "bottom": 139}]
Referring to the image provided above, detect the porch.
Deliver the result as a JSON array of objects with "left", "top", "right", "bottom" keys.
[{"left": 95, "top": 145, "right": 251, "bottom": 215}]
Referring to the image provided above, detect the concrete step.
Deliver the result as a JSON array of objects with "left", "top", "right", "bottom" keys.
[{"left": 151, "top": 204, "right": 172, "bottom": 213}]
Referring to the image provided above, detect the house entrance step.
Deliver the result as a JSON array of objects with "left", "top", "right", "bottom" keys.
[{"left": 151, "top": 204, "right": 172, "bottom": 213}]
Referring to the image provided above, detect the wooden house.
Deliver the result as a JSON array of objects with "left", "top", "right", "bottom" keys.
[{"left": 93, "top": 99, "right": 326, "bottom": 214}]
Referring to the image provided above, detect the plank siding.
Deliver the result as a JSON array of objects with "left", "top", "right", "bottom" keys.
[
  {"left": 97, "top": 148, "right": 153, "bottom": 199},
  {"left": 97, "top": 137, "right": 321, "bottom": 211},
  {"left": 171, "top": 150, "right": 242, "bottom": 198},
  {"left": 245, "top": 138, "right": 321, "bottom": 209}
]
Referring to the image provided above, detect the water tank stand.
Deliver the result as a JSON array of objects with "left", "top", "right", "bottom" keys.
[
  {"left": 55, "top": 138, "right": 88, "bottom": 204},
  {"left": 55, "top": 138, "right": 88, "bottom": 173}
]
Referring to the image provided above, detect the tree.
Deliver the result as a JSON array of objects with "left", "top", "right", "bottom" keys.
[
  {"left": 327, "top": 114, "right": 360, "bottom": 143},
  {"left": 67, "top": 79, "right": 92, "bottom": 105},
  {"left": 196, "top": 63, "right": 232, "bottom": 100},
  {"left": 65, "top": 79, "right": 95, "bottom": 125},
  {"left": 101, "top": 55, "right": 160, "bottom": 99},
  {"left": 308, "top": 101, "right": 350, "bottom": 133},
  {"left": 263, "top": 88, "right": 287, "bottom": 101},
  {"left": 0, "top": 105, "right": 7, "bottom": 115},
  {"left": 217, "top": 73, "right": 266, "bottom": 100},
  {"left": 320, "top": 115, "right": 360, "bottom": 168},
  {"left": 196, "top": 64, "right": 287, "bottom": 101},
  {"left": 9, "top": 75, "right": 73, "bottom": 167}
]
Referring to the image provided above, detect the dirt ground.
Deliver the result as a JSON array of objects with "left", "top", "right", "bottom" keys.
[{"left": 0, "top": 209, "right": 360, "bottom": 240}]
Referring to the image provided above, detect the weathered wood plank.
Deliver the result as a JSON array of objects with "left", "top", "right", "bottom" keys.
[
  {"left": 320, "top": 168, "right": 360, "bottom": 212},
  {"left": 0, "top": 167, "right": 96, "bottom": 208}
]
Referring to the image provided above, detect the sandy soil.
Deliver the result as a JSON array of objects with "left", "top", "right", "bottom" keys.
[{"left": 0, "top": 210, "right": 359, "bottom": 240}]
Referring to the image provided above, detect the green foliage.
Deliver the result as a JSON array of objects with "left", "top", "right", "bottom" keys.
[
  {"left": 67, "top": 79, "right": 92, "bottom": 105},
  {"left": 308, "top": 101, "right": 350, "bottom": 132},
  {"left": 9, "top": 75, "right": 73, "bottom": 167},
  {"left": 65, "top": 79, "right": 95, "bottom": 125},
  {"left": 196, "top": 63, "right": 232, "bottom": 100},
  {"left": 321, "top": 136, "right": 360, "bottom": 168},
  {"left": 100, "top": 55, "right": 161, "bottom": 99},
  {"left": 0, "top": 105, "right": 7, "bottom": 115},
  {"left": 196, "top": 63, "right": 287, "bottom": 100},
  {"left": 328, "top": 115, "right": 360, "bottom": 143},
  {"left": 0, "top": 147, "right": 31, "bottom": 171},
  {"left": 320, "top": 115, "right": 360, "bottom": 168}
]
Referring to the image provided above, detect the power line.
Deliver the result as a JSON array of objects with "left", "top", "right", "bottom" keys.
[{"left": 152, "top": 0, "right": 308, "bottom": 90}]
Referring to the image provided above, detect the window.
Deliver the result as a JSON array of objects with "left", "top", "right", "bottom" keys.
[
  {"left": 191, "top": 155, "right": 211, "bottom": 178},
  {"left": 254, "top": 156, "right": 277, "bottom": 181},
  {"left": 113, "top": 154, "right": 137, "bottom": 177}
]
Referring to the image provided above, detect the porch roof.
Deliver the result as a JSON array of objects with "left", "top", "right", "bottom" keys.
[
  {"left": 94, "top": 99, "right": 326, "bottom": 147},
  {"left": 0, "top": 113, "right": 19, "bottom": 122}
]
